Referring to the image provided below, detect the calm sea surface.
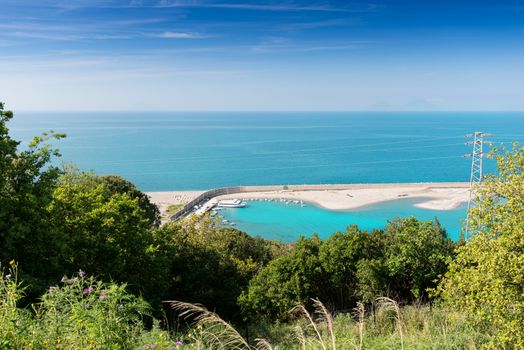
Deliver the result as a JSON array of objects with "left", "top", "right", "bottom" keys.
[
  {"left": 10, "top": 111, "right": 523, "bottom": 191},
  {"left": 10, "top": 111, "right": 523, "bottom": 240},
  {"left": 219, "top": 199, "right": 467, "bottom": 242}
]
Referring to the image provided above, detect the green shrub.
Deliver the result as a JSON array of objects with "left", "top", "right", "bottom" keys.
[{"left": 0, "top": 263, "right": 185, "bottom": 349}]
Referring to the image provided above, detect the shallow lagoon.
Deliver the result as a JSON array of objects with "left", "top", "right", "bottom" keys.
[{"left": 218, "top": 198, "right": 466, "bottom": 242}]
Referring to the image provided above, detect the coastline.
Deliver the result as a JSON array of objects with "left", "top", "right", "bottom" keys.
[{"left": 146, "top": 183, "right": 470, "bottom": 222}]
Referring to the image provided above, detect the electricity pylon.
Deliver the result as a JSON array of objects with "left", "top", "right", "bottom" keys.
[{"left": 464, "top": 131, "right": 493, "bottom": 239}]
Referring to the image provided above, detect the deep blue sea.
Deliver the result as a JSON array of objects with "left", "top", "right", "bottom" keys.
[
  {"left": 9, "top": 111, "right": 523, "bottom": 241},
  {"left": 10, "top": 111, "right": 524, "bottom": 191}
]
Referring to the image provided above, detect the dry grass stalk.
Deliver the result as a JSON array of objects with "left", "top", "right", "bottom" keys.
[
  {"left": 167, "top": 300, "right": 250, "bottom": 350},
  {"left": 376, "top": 297, "right": 404, "bottom": 350},
  {"left": 294, "top": 325, "right": 307, "bottom": 350},
  {"left": 254, "top": 338, "right": 275, "bottom": 350},
  {"left": 291, "top": 304, "right": 327, "bottom": 350},
  {"left": 312, "top": 298, "right": 336, "bottom": 350},
  {"left": 353, "top": 302, "right": 365, "bottom": 350}
]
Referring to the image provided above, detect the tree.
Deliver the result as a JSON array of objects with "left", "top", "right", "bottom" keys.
[
  {"left": 0, "top": 102, "right": 65, "bottom": 290},
  {"left": 319, "top": 226, "right": 385, "bottom": 308},
  {"left": 239, "top": 235, "right": 325, "bottom": 320},
  {"left": 439, "top": 145, "right": 524, "bottom": 348},
  {"left": 97, "top": 175, "right": 160, "bottom": 227},
  {"left": 383, "top": 217, "right": 455, "bottom": 301},
  {"left": 48, "top": 170, "right": 171, "bottom": 307}
]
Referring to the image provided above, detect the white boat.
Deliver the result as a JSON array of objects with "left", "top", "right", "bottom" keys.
[{"left": 217, "top": 199, "right": 247, "bottom": 208}]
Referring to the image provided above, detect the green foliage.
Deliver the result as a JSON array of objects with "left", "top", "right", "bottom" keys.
[
  {"left": 48, "top": 169, "right": 173, "bottom": 308},
  {"left": 241, "top": 219, "right": 455, "bottom": 321},
  {"left": 97, "top": 175, "right": 161, "bottom": 227},
  {"left": 161, "top": 217, "right": 278, "bottom": 322},
  {"left": 439, "top": 145, "right": 524, "bottom": 349},
  {"left": 167, "top": 298, "right": 488, "bottom": 350},
  {"left": 0, "top": 263, "right": 181, "bottom": 349},
  {"left": 0, "top": 102, "right": 65, "bottom": 292},
  {"left": 383, "top": 217, "right": 455, "bottom": 301}
]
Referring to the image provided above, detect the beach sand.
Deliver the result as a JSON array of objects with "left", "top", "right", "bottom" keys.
[
  {"left": 147, "top": 183, "right": 470, "bottom": 221},
  {"left": 216, "top": 184, "right": 469, "bottom": 211}
]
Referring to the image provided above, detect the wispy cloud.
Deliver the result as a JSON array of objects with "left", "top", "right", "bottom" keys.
[
  {"left": 155, "top": 0, "right": 380, "bottom": 13},
  {"left": 249, "top": 37, "right": 372, "bottom": 53},
  {"left": 159, "top": 31, "right": 205, "bottom": 39},
  {"left": 280, "top": 18, "right": 363, "bottom": 31}
]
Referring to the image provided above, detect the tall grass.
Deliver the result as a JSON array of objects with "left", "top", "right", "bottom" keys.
[
  {"left": 0, "top": 262, "right": 488, "bottom": 349},
  {"left": 169, "top": 296, "right": 488, "bottom": 349}
]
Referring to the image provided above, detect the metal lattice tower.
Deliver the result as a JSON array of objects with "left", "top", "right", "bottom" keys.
[{"left": 464, "top": 131, "right": 492, "bottom": 239}]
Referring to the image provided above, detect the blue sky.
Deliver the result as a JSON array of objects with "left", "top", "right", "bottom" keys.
[{"left": 1, "top": 0, "right": 523, "bottom": 111}]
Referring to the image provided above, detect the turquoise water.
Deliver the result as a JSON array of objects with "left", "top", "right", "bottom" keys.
[
  {"left": 9, "top": 111, "right": 524, "bottom": 191},
  {"left": 219, "top": 198, "right": 467, "bottom": 242}
]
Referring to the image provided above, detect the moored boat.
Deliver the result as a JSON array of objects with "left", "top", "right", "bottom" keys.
[{"left": 217, "top": 199, "right": 247, "bottom": 208}]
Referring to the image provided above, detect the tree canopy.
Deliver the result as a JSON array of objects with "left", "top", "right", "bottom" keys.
[{"left": 439, "top": 145, "right": 524, "bottom": 348}]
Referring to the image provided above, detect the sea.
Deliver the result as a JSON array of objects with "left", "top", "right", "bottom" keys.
[{"left": 9, "top": 111, "right": 524, "bottom": 240}]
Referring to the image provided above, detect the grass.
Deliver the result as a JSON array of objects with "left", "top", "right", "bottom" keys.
[
  {"left": 170, "top": 297, "right": 488, "bottom": 350},
  {"left": 1, "top": 262, "right": 489, "bottom": 349}
]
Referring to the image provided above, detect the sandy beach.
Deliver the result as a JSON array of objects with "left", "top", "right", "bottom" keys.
[
  {"left": 216, "top": 183, "right": 469, "bottom": 211},
  {"left": 147, "top": 183, "right": 470, "bottom": 220}
]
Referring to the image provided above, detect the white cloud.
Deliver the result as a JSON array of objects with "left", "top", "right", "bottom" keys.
[{"left": 159, "top": 31, "right": 204, "bottom": 39}]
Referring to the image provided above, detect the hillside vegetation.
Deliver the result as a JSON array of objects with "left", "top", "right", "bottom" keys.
[{"left": 1, "top": 102, "right": 523, "bottom": 349}]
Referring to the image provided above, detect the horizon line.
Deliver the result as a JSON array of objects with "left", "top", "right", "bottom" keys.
[{"left": 13, "top": 109, "right": 524, "bottom": 113}]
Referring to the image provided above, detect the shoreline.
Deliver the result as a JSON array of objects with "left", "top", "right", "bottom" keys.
[{"left": 146, "top": 183, "right": 470, "bottom": 221}]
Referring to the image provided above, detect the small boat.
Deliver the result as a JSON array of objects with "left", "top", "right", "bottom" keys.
[{"left": 217, "top": 199, "right": 247, "bottom": 208}]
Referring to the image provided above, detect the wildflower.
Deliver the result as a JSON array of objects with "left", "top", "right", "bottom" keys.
[
  {"left": 78, "top": 269, "right": 86, "bottom": 277},
  {"left": 60, "top": 275, "right": 66, "bottom": 283},
  {"left": 83, "top": 286, "right": 94, "bottom": 295},
  {"left": 9, "top": 259, "right": 15, "bottom": 265},
  {"left": 66, "top": 278, "right": 76, "bottom": 285},
  {"left": 48, "top": 286, "right": 58, "bottom": 292},
  {"left": 5, "top": 274, "right": 11, "bottom": 279},
  {"left": 175, "top": 339, "right": 183, "bottom": 347}
]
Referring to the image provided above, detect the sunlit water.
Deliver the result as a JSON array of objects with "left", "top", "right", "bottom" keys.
[
  {"left": 9, "top": 111, "right": 524, "bottom": 191},
  {"left": 218, "top": 198, "right": 467, "bottom": 242}
]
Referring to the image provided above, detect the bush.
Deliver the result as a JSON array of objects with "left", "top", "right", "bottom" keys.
[
  {"left": 240, "top": 219, "right": 456, "bottom": 321},
  {"left": 0, "top": 263, "right": 183, "bottom": 349}
]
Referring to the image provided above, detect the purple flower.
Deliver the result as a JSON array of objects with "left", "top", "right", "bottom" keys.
[
  {"left": 60, "top": 276, "right": 66, "bottom": 283},
  {"left": 83, "top": 286, "right": 94, "bottom": 295},
  {"left": 78, "top": 270, "right": 86, "bottom": 278},
  {"left": 175, "top": 340, "right": 183, "bottom": 347},
  {"left": 48, "top": 286, "right": 58, "bottom": 292}
]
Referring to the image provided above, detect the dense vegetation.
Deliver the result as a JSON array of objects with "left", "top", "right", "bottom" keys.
[{"left": 1, "top": 102, "right": 523, "bottom": 349}]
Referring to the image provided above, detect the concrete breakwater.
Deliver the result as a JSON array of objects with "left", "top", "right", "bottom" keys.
[{"left": 171, "top": 182, "right": 470, "bottom": 220}]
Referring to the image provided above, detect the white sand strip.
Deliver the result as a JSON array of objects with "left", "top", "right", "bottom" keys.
[{"left": 147, "top": 183, "right": 470, "bottom": 222}]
